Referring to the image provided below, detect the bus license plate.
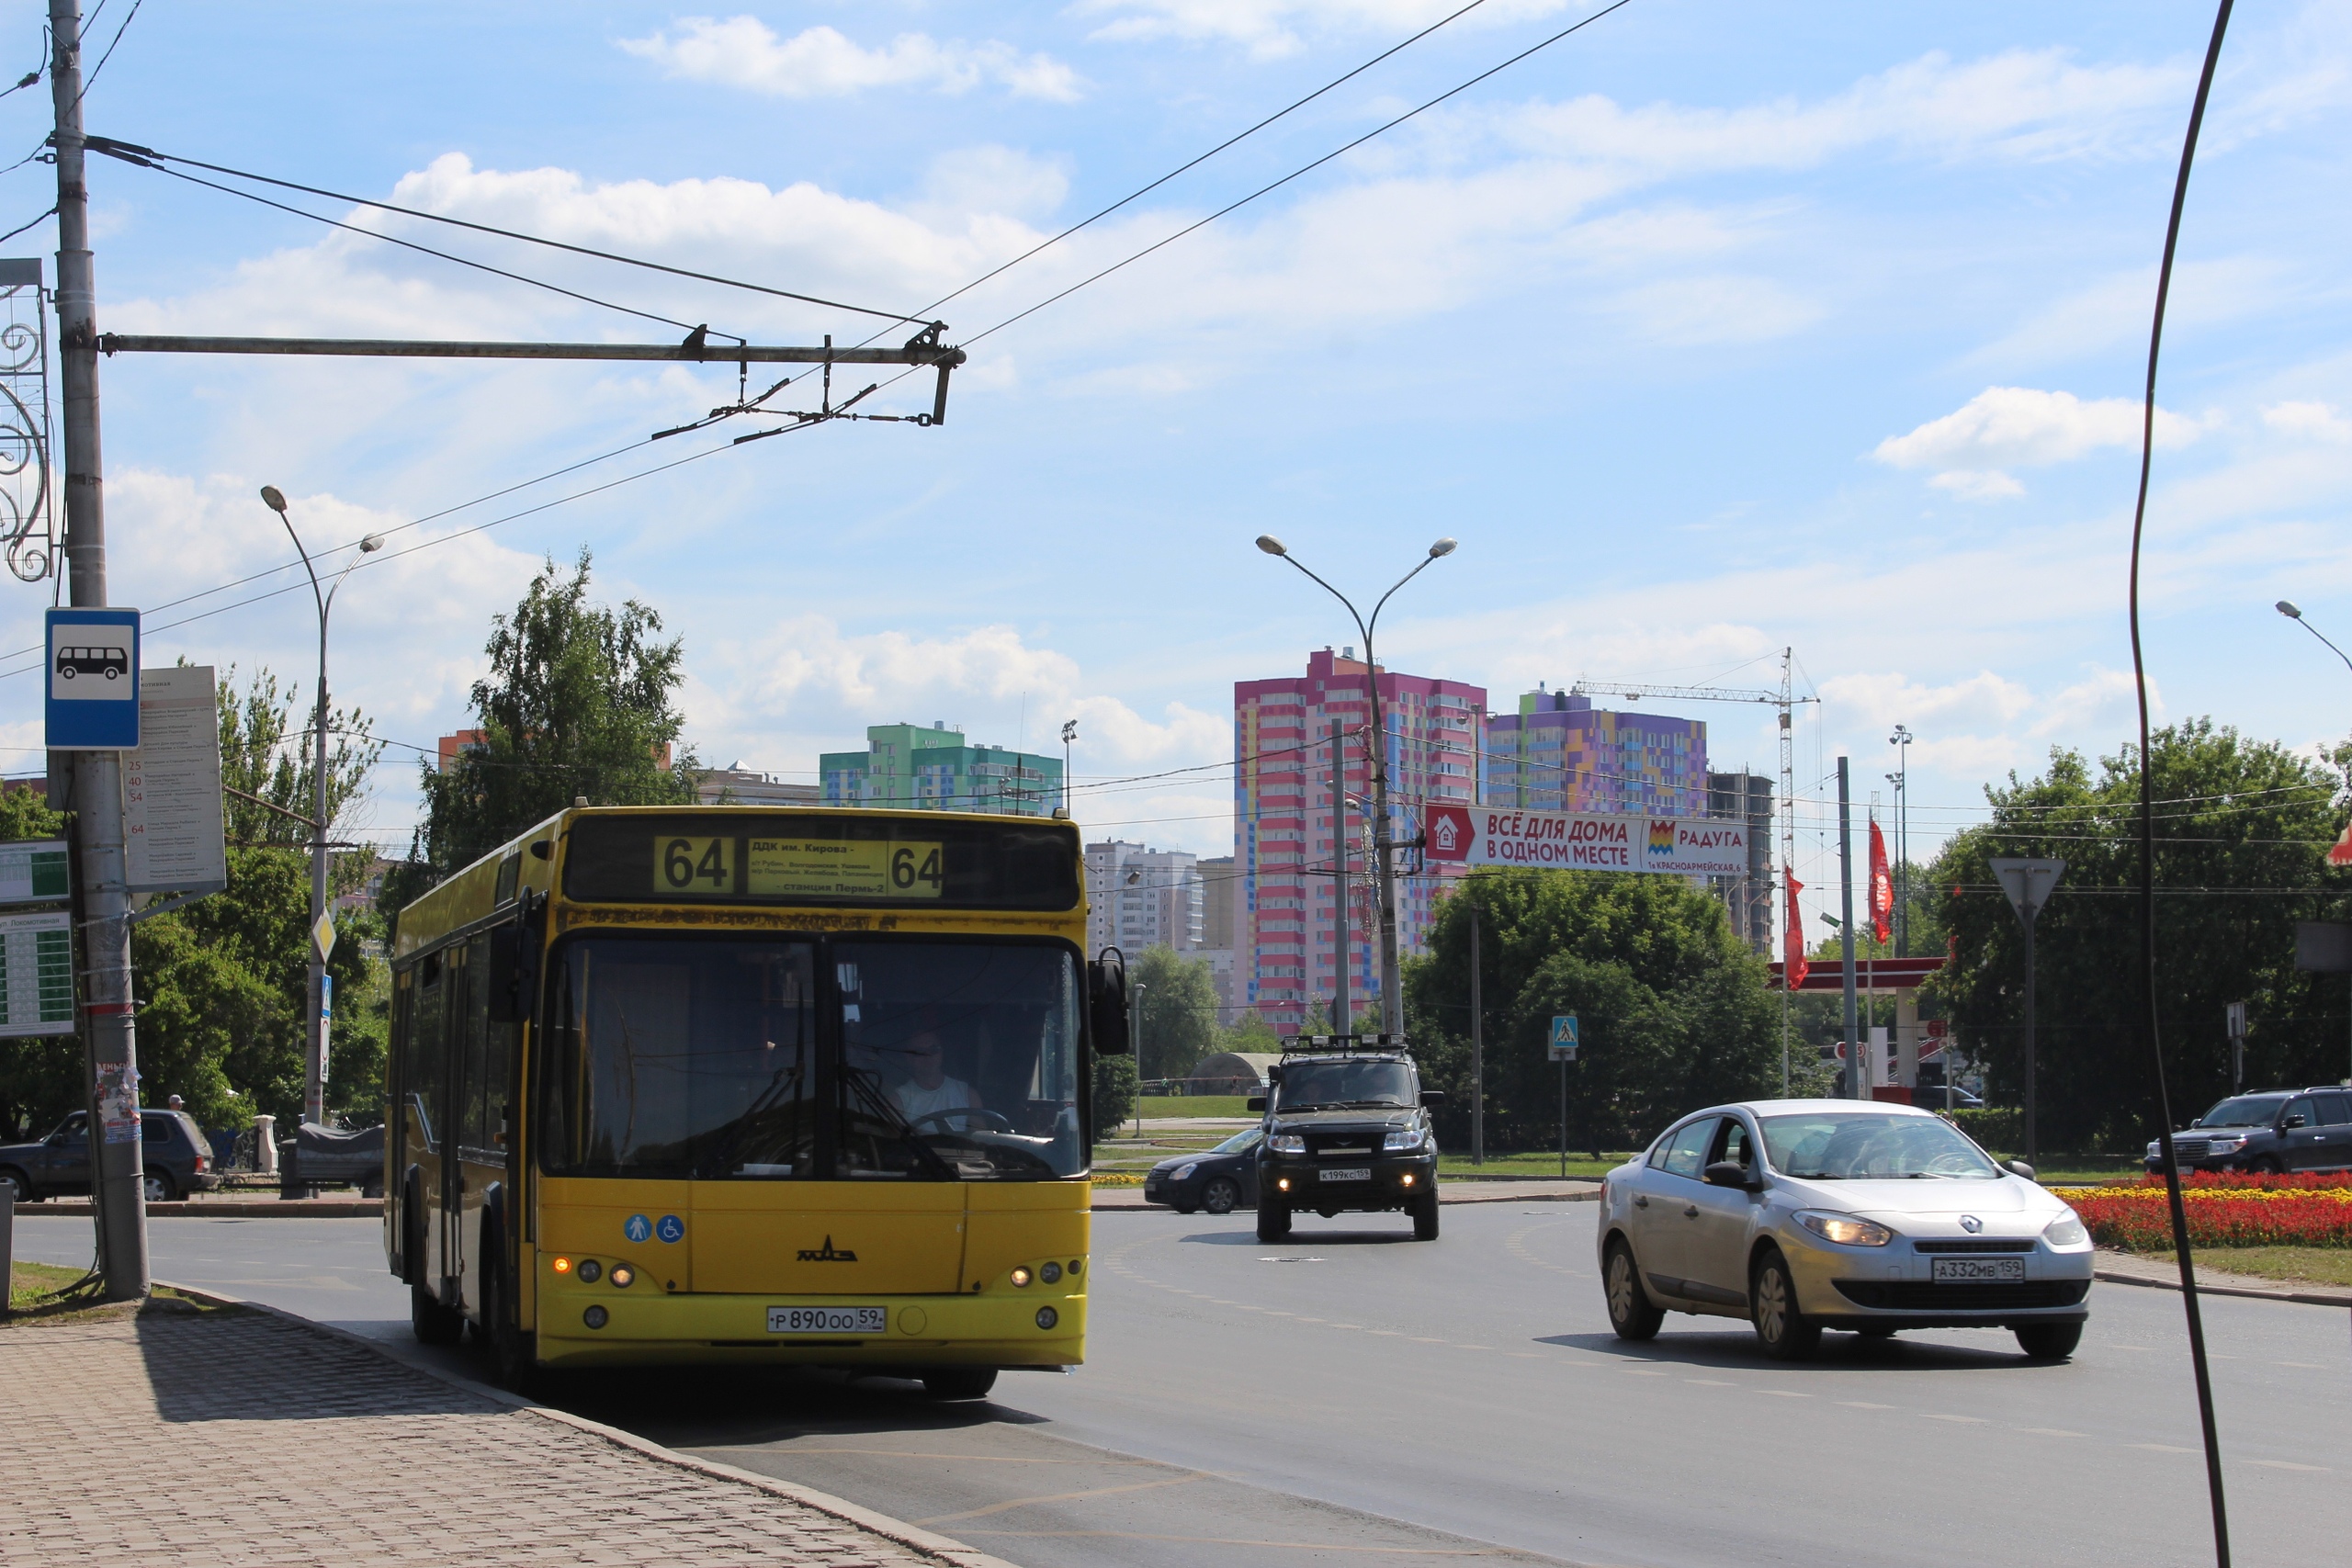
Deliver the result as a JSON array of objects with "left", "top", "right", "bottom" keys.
[
  {"left": 1930, "top": 1257, "right": 2025, "bottom": 1283},
  {"left": 768, "top": 1305, "right": 888, "bottom": 1335},
  {"left": 1320, "top": 1168, "right": 1372, "bottom": 1182}
]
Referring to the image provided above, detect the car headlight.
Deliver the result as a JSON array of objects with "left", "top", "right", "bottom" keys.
[
  {"left": 1171, "top": 1162, "right": 1198, "bottom": 1181},
  {"left": 1383, "top": 1126, "right": 1426, "bottom": 1152},
  {"left": 2043, "top": 1211, "right": 2088, "bottom": 1247},
  {"left": 1796, "top": 1210, "right": 1894, "bottom": 1247},
  {"left": 1269, "top": 1134, "right": 1306, "bottom": 1156},
  {"left": 2206, "top": 1134, "right": 2246, "bottom": 1149}
]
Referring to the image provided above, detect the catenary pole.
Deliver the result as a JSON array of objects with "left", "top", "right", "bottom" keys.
[
  {"left": 50, "top": 0, "right": 148, "bottom": 1300},
  {"left": 1469, "top": 899, "right": 1483, "bottom": 1166},
  {"left": 1838, "top": 758, "right": 1860, "bottom": 1100}
]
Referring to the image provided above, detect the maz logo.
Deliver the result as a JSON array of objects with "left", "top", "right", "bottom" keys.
[{"left": 797, "top": 1235, "right": 859, "bottom": 1262}]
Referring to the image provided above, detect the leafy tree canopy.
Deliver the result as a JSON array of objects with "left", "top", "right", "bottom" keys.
[
  {"left": 1927, "top": 719, "right": 2352, "bottom": 1150},
  {"left": 393, "top": 551, "right": 697, "bottom": 912},
  {"left": 1132, "top": 945, "right": 1221, "bottom": 1082}
]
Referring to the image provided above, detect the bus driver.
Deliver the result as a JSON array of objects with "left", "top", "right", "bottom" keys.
[{"left": 895, "top": 1023, "right": 982, "bottom": 1125}]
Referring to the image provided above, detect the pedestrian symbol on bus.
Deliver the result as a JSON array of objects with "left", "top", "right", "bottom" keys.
[
  {"left": 656, "top": 1214, "right": 685, "bottom": 1244},
  {"left": 624, "top": 1213, "right": 652, "bottom": 1244},
  {"left": 1548, "top": 1015, "right": 1579, "bottom": 1062}
]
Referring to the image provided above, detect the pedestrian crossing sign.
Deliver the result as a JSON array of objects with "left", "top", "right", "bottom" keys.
[{"left": 1548, "top": 1015, "right": 1578, "bottom": 1062}]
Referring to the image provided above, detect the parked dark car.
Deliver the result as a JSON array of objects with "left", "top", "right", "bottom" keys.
[
  {"left": 0, "top": 1108, "right": 219, "bottom": 1204},
  {"left": 1143, "top": 1126, "right": 1261, "bottom": 1213},
  {"left": 2145, "top": 1088, "right": 2352, "bottom": 1174},
  {"left": 1251, "top": 1049, "right": 1442, "bottom": 1241}
]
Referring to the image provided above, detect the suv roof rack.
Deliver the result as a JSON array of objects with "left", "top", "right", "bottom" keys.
[{"left": 1279, "top": 1032, "right": 1410, "bottom": 1056}]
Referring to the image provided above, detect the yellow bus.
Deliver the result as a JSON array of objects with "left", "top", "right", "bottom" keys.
[{"left": 383, "top": 805, "right": 1127, "bottom": 1398}]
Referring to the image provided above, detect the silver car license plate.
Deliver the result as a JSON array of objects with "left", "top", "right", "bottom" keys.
[
  {"left": 768, "top": 1304, "right": 887, "bottom": 1335},
  {"left": 1320, "top": 1167, "right": 1372, "bottom": 1182},
  {"left": 1930, "top": 1257, "right": 2025, "bottom": 1283}
]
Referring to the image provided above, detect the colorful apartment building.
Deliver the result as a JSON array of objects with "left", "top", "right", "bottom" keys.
[
  {"left": 1481, "top": 687, "right": 1709, "bottom": 817},
  {"left": 1235, "top": 649, "right": 1484, "bottom": 1029},
  {"left": 820, "top": 722, "right": 1062, "bottom": 816}
]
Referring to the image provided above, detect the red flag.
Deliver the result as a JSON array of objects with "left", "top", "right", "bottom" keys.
[
  {"left": 2330, "top": 819, "right": 2352, "bottom": 867},
  {"left": 1868, "top": 818, "right": 1894, "bottom": 945},
  {"left": 1782, "top": 871, "right": 1809, "bottom": 990}
]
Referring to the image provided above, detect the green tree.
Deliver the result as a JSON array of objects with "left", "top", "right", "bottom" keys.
[
  {"left": 393, "top": 551, "right": 697, "bottom": 912},
  {"left": 1133, "top": 945, "right": 1219, "bottom": 1082},
  {"left": 1092, "top": 1054, "right": 1139, "bottom": 1145},
  {"left": 1405, "top": 869, "right": 1784, "bottom": 1149},
  {"left": 1927, "top": 720, "right": 2352, "bottom": 1150}
]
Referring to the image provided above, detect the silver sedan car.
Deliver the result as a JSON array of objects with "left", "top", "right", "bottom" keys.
[{"left": 1596, "top": 1100, "right": 2093, "bottom": 1360}]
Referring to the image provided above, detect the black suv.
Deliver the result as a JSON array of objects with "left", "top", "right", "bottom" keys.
[
  {"left": 0, "top": 1109, "right": 219, "bottom": 1203},
  {"left": 1249, "top": 1046, "right": 1442, "bottom": 1241},
  {"left": 2145, "top": 1087, "right": 2352, "bottom": 1174}
]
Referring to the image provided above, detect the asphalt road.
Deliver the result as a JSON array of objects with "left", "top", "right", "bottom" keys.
[{"left": 13, "top": 1205, "right": 2349, "bottom": 1568}]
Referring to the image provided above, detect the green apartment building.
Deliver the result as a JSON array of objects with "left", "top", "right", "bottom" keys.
[{"left": 820, "top": 722, "right": 1064, "bottom": 816}]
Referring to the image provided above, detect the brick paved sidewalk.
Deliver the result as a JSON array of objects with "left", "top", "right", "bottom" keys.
[{"left": 0, "top": 1305, "right": 981, "bottom": 1568}]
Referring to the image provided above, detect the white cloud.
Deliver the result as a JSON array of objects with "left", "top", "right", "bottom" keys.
[
  {"left": 1928, "top": 469, "right": 2026, "bottom": 503},
  {"left": 619, "top": 16, "right": 1083, "bottom": 101},
  {"left": 2263, "top": 400, "right": 2352, "bottom": 443},
  {"left": 1873, "top": 387, "right": 2202, "bottom": 476},
  {"left": 1817, "top": 670, "right": 2036, "bottom": 729},
  {"left": 1076, "top": 1, "right": 1571, "bottom": 60}
]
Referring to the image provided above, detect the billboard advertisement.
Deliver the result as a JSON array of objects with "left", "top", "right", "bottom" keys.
[{"left": 1422, "top": 804, "right": 1748, "bottom": 876}]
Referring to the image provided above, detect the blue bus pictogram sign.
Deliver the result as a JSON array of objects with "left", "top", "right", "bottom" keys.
[
  {"left": 656, "top": 1214, "right": 684, "bottom": 1244},
  {"left": 44, "top": 607, "right": 141, "bottom": 750}
]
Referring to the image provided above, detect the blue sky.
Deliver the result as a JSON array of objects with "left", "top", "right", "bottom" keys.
[{"left": 1, "top": 1, "right": 2347, "bottom": 926}]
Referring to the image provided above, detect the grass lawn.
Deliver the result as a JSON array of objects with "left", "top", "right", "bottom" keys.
[
  {"left": 6, "top": 1260, "right": 234, "bottom": 1326},
  {"left": 2128, "top": 1247, "right": 2352, "bottom": 1289},
  {"left": 1136, "top": 1095, "right": 1254, "bottom": 1119}
]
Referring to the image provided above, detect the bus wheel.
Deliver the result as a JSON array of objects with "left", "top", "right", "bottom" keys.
[
  {"left": 407, "top": 1210, "right": 464, "bottom": 1347},
  {"left": 922, "top": 1367, "right": 998, "bottom": 1401}
]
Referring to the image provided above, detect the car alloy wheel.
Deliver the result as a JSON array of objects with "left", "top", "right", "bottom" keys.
[
  {"left": 1202, "top": 1178, "right": 1239, "bottom": 1215},
  {"left": 1749, "top": 1248, "right": 1820, "bottom": 1360},
  {"left": 142, "top": 1169, "right": 175, "bottom": 1203},
  {"left": 1604, "top": 1240, "right": 1663, "bottom": 1342}
]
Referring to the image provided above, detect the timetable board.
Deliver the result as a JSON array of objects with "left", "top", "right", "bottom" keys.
[{"left": 0, "top": 908, "right": 74, "bottom": 1036}]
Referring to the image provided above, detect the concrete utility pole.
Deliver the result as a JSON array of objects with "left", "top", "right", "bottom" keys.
[
  {"left": 1330, "top": 720, "right": 1351, "bottom": 1034},
  {"left": 49, "top": 0, "right": 148, "bottom": 1299},
  {"left": 1837, "top": 757, "right": 1860, "bottom": 1100},
  {"left": 1468, "top": 899, "right": 1483, "bottom": 1166}
]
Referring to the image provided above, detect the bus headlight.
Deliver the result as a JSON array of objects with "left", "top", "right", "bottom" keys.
[
  {"left": 577, "top": 1259, "right": 603, "bottom": 1283},
  {"left": 1035, "top": 1306, "right": 1058, "bottom": 1330},
  {"left": 1041, "top": 1262, "right": 1062, "bottom": 1284},
  {"left": 609, "top": 1265, "right": 634, "bottom": 1288},
  {"left": 1011, "top": 1267, "right": 1034, "bottom": 1288},
  {"left": 582, "top": 1305, "right": 608, "bottom": 1329}
]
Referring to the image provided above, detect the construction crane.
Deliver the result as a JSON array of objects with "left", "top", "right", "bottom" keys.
[{"left": 1571, "top": 649, "right": 1819, "bottom": 958}]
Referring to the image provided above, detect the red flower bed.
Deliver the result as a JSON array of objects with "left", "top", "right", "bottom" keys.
[{"left": 2057, "top": 1181, "right": 2352, "bottom": 1249}]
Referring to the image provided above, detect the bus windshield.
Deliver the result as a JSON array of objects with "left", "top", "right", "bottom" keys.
[{"left": 538, "top": 937, "right": 1083, "bottom": 1181}]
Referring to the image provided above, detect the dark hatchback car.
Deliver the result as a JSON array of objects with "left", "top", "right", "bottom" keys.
[
  {"left": 2146, "top": 1088, "right": 2352, "bottom": 1174},
  {"left": 0, "top": 1109, "right": 218, "bottom": 1204},
  {"left": 1143, "top": 1126, "right": 1262, "bottom": 1213},
  {"left": 1251, "top": 1051, "right": 1442, "bottom": 1242}
]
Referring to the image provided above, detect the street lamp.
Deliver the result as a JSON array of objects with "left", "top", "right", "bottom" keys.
[
  {"left": 2276, "top": 600, "right": 2352, "bottom": 677},
  {"left": 1255, "top": 533, "right": 1457, "bottom": 1037},
  {"left": 260, "top": 484, "right": 383, "bottom": 1133},
  {"left": 1060, "top": 718, "right": 1077, "bottom": 818}
]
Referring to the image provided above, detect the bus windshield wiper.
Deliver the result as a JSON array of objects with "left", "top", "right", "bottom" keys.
[{"left": 842, "top": 1066, "right": 958, "bottom": 1181}]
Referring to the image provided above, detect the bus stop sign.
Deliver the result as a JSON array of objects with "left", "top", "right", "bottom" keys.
[{"left": 43, "top": 607, "right": 140, "bottom": 749}]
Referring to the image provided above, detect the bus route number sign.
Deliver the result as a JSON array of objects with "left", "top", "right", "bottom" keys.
[
  {"left": 659, "top": 836, "right": 735, "bottom": 893},
  {"left": 654, "top": 835, "right": 947, "bottom": 899}
]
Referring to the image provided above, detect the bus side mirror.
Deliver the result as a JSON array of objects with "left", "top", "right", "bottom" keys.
[
  {"left": 1089, "top": 948, "right": 1131, "bottom": 1054},
  {"left": 485, "top": 897, "right": 543, "bottom": 1025}
]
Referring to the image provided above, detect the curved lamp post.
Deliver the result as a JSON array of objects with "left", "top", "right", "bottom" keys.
[
  {"left": 2277, "top": 600, "right": 2352, "bottom": 677},
  {"left": 1255, "top": 533, "right": 1457, "bottom": 1037},
  {"left": 261, "top": 484, "right": 382, "bottom": 1130}
]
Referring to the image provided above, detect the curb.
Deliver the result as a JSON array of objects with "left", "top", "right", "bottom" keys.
[
  {"left": 150, "top": 1279, "right": 1022, "bottom": 1568},
  {"left": 31, "top": 1199, "right": 382, "bottom": 1218},
  {"left": 1092, "top": 1186, "right": 1599, "bottom": 1213},
  {"left": 2092, "top": 1264, "right": 2352, "bottom": 1310}
]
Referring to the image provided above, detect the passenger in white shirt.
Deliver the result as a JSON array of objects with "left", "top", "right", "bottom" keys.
[{"left": 895, "top": 1028, "right": 982, "bottom": 1125}]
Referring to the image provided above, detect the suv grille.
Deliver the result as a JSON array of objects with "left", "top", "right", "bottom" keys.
[
  {"left": 1913, "top": 1239, "right": 2036, "bottom": 1254},
  {"left": 1834, "top": 1280, "right": 2088, "bottom": 1311},
  {"left": 2172, "top": 1139, "right": 2213, "bottom": 1160},
  {"left": 1308, "top": 1134, "right": 1376, "bottom": 1157}
]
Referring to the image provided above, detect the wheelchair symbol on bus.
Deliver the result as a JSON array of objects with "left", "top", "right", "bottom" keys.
[
  {"left": 656, "top": 1214, "right": 685, "bottom": 1244},
  {"left": 624, "top": 1213, "right": 652, "bottom": 1244}
]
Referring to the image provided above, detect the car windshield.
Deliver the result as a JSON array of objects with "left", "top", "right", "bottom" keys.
[
  {"left": 538, "top": 936, "right": 1084, "bottom": 1182},
  {"left": 1210, "top": 1127, "right": 1263, "bottom": 1155},
  {"left": 1274, "top": 1059, "right": 1414, "bottom": 1111},
  {"left": 2196, "top": 1097, "right": 2284, "bottom": 1127},
  {"left": 1758, "top": 1111, "right": 2000, "bottom": 1180}
]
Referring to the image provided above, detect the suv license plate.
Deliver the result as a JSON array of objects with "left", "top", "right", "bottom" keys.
[
  {"left": 768, "top": 1305, "right": 888, "bottom": 1335},
  {"left": 1930, "top": 1257, "right": 2025, "bottom": 1283},
  {"left": 1320, "top": 1167, "right": 1372, "bottom": 1182}
]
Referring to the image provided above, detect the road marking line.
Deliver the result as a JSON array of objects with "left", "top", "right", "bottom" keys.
[
  {"left": 1686, "top": 1379, "right": 1737, "bottom": 1387},
  {"left": 913, "top": 1473, "right": 1207, "bottom": 1525},
  {"left": 1409, "top": 1337, "right": 1447, "bottom": 1343},
  {"left": 2016, "top": 1428, "right": 2086, "bottom": 1438},
  {"left": 2131, "top": 1444, "right": 2199, "bottom": 1454},
  {"left": 782, "top": 1448, "right": 1162, "bottom": 1466},
  {"left": 1921, "top": 1415, "right": 1987, "bottom": 1425},
  {"left": 2246, "top": 1460, "right": 2327, "bottom": 1472},
  {"left": 1622, "top": 1369, "right": 1668, "bottom": 1376},
  {"left": 947, "top": 1529, "right": 1497, "bottom": 1555},
  {"left": 2274, "top": 1361, "right": 2324, "bottom": 1370},
  {"left": 1453, "top": 1345, "right": 1492, "bottom": 1351},
  {"left": 1755, "top": 1390, "right": 1809, "bottom": 1398},
  {"left": 1836, "top": 1402, "right": 1894, "bottom": 1410}
]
